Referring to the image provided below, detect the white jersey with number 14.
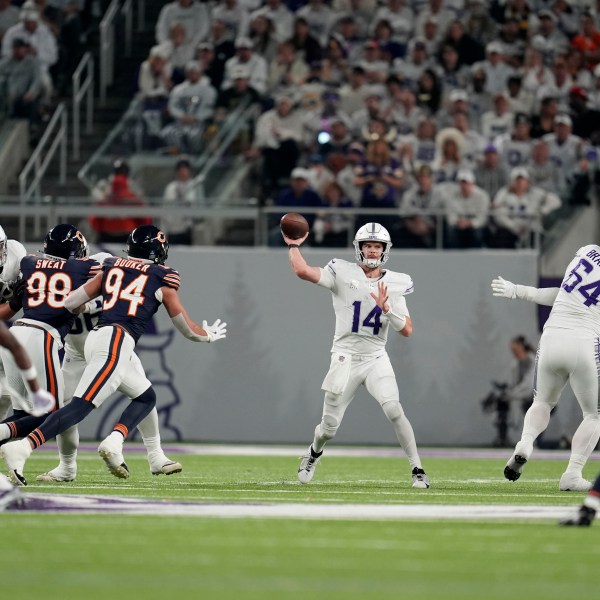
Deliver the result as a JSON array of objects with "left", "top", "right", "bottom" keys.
[{"left": 317, "top": 258, "right": 413, "bottom": 356}]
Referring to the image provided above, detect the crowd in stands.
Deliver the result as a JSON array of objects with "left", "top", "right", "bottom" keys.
[
  {"left": 127, "top": 0, "right": 600, "bottom": 248},
  {"left": 0, "top": 0, "right": 90, "bottom": 128}
]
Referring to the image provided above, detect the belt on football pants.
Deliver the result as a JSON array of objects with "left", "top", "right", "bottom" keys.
[{"left": 13, "top": 321, "right": 49, "bottom": 333}]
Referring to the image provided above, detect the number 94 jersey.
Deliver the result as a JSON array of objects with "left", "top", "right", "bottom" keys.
[
  {"left": 317, "top": 258, "right": 413, "bottom": 355},
  {"left": 97, "top": 257, "right": 180, "bottom": 343},
  {"left": 548, "top": 244, "right": 600, "bottom": 337}
]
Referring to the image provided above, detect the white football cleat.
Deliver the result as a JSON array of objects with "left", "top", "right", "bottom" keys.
[
  {"left": 1, "top": 439, "right": 32, "bottom": 486},
  {"left": 411, "top": 467, "right": 430, "bottom": 489},
  {"left": 36, "top": 466, "right": 77, "bottom": 482},
  {"left": 148, "top": 453, "right": 182, "bottom": 476},
  {"left": 504, "top": 440, "right": 533, "bottom": 482},
  {"left": 298, "top": 446, "right": 322, "bottom": 484},
  {"left": 559, "top": 472, "right": 592, "bottom": 492},
  {"left": 98, "top": 433, "right": 129, "bottom": 479}
]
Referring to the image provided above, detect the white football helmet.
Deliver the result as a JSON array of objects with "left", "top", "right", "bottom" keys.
[
  {"left": 0, "top": 225, "right": 7, "bottom": 268},
  {"left": 353, "top": 222, "right": 392, "bottom": 268}
]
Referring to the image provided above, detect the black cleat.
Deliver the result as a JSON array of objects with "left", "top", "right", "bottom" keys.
[
  {"left": 559, "top": 505, "right": 596, "bottom": 527},
  {"left": 504, "top": 454, "right": 528, "bottom": 482}
]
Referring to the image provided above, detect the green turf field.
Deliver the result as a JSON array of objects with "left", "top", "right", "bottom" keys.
[{"left": 2, "top": 447, "right": 597, "bottom": 600}]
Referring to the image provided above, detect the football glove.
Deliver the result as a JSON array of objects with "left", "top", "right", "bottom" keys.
[
  {"left": 29, "top": 389, "right": 55, "bottom": 416},
  {"left": 202, "top": 318, "right": 227, "bottom": 343},
  {"left": 491, "top": 276, "right": 516, "bottom": 299}
]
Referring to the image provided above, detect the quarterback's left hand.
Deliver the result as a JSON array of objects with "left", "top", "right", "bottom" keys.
[
  {"left": 202, "top": 319, "right": 227, "bottom": 343},
  {"left": 29, "top": 389, "right": 55, "bottom": 416},
  {"left": 370, "top": 281, "right": 390, "bottom": 313}
]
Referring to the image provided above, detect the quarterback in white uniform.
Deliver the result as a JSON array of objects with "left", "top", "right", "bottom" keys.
[
  {"left": 492, "top": 244, "right": 600, "bottom": 491},
  {"left": 0, "top": 225, "right": 26, "bottom": 421},
  {"left": 35, "top": 252, "right": 183, "bottom": 482},
  {"left": 283, "top": 222, "right": 429, "bottom": 488}
]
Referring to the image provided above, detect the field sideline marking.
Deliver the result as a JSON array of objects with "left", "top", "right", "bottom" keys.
[{"left": 10, "top": 493, "right": 576, "bottom": 520}]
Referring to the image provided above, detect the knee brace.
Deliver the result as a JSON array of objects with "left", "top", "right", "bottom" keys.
[{"left": 381, "top": 401, "right": 404, "bottom": 423}]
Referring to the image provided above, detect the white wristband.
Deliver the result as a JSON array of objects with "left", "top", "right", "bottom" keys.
[
  {"left": 20, "top": 365, "right": 37, "bottom": 381},
  {"left": 383, "top": 307, "right": 407, "bottom": 332}
]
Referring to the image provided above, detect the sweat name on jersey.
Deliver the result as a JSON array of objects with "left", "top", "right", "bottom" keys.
[
  {"left": 97, "top": 256, "right": 181, "bottom": 343},
  {"left": 18, "top": 256, "right": 102, "bottom": 340}
]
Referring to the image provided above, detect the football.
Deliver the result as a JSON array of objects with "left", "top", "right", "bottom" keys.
[{"left": 280, "top": 213, "right": 309, "bottom": 240}]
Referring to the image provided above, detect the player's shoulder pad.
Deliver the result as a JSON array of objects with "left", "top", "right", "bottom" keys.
[
  {"left": 7, "top": 239, "right": 26, "bottom": 260},
  {"left": 576, "top": 244, "right": 600, "bottom": 258},
  {"left": 384, "top": 271, "right": 414, "bottom": 294},
  {"left": 158, "top": 265, "right": 181, "bottom": 290}
]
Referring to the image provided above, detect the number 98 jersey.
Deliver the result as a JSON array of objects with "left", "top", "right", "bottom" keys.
[
  {"left": 19, "top": 256, "right": 102, "bottom": 340},
  {"left": 317, "top": 258, "right": 413, "bottom": 355},
  {"left": 97, "top": 257, "right": 181, "bottom": 343}
]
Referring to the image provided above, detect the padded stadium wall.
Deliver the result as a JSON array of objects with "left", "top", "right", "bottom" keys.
[{"left": 76, "top": 247, "right": 540, "bottom": 446}]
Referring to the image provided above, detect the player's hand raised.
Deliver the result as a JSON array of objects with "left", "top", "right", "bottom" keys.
[
  {"left": 491, "top": 276, "right": 516, "bottom": 299},
  {"left": 202, "top": 318, "right": 227, "bottom": 343}
]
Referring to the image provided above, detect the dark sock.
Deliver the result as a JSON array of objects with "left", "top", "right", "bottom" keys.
[
  {"left": 1, "top": 409, "right": 28, "bottom": 423},
  {"left": 310, "top": 446, "right": 323, "bottom": 458},
  {"left": 28, "top": 397, "right": 94, "bottom": 448},
  {"left": 115, "top": 387, "right": 156, "bottom": 434}
]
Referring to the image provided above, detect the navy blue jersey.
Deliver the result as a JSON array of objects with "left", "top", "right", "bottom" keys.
[
  {"left": 97, "top": 257, "right": 180, "bottom": 343},
  {"left": 18, "top": 255, "right": 102, "bottom": 340}
]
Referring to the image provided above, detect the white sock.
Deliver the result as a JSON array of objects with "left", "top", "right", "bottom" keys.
[
  {"left": 390, "top": 415, "right": 422, "bottom": 470},
  {"left": 565, "top": 416, "right": 600, "bottom": 475},
  {"left": 56, "top": 426, "right": 79, "bottom": 471},
  {"left": 520, "top": 402, "right": 552, "bottom": 447},
  {"left": 0, "top": 423, "right": 10, "bottom": 442},
  {"left": 137, "top": 408, "right": 162, "bottom": 457},
  {"left": 584, "top": 495, "right": 600, "bottom": 511}
]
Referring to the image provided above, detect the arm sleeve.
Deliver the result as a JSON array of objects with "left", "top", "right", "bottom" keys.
[
  {"left": 64, "top": 286, "right": 92, "bottom": 313},
  {"left": 515, "top": 285, "right": 560, "bottom": 306}
]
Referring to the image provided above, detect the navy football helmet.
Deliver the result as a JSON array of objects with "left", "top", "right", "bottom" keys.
[
  {"left": 126, "top": 225, "right": 169, "bottom": 265},
  {"left": 43, "top": 224, "right": 87, "bottom": 260}
]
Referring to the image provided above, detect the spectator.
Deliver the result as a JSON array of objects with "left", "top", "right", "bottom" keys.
[
  {"left": 371, "top": 0, "right": 414, "bottom": 47},
  {"left": 318, "top": 116, "right": 352, "bottom": 159},
  {"left": 506, "top": 75, "right": 533, "bottom": 116},
  {"left": 415, "top": 67, "right": 442, "bottom": 116},
  {"left": 415, "top": 0, "right": 453, "bottom": 40},
  {"left": 338, "top": 65, "right": 370, "bottom": 116},
  {"left": 530, "top": 95, "right": 558, "bottom": 139},
  {"left": 437, "top": 87, "right": 470, "bottom": 129},
  {"left": 495, "top": 113, "right": 533, "bottom": 170},
  {"left": 0, "top": 37, "right": 41, "bottom": 120},
  {"left": 2, "top": 8, "right": 57, "bottom": 100},
  {"left": 444, "top": 19, "right": 485, "bottom": 66},
  {"left": 473, "top": 143, "right": 509, "bottom": 200},
  {"left": 156, "top": 0, "right": 210, "bottom": 50},
  {"left": 211, "top": 0, "right": 249, "bottom": 44},
  {"left": 252, "top": 0, "right": 294, "bottom": 43},
  {"left": 393, "top": 38, "right": 432, "bottom": 91},
  {"left": 248, "top": 13, "right": 278, "bottom": 64},
  {"left": 194, "top": 42, "right": 223, "bottom": 91},
  {"left": 358, "top": 39, "right": 389, "bottom": 84},
  {"left": 222, "top": 36, "right": 268, "bottom": 96},
  {"left": 0, "top": 1, "right": 19, "bottom": 44},
  {"left": 163, "top": 21, "right": 195, "bottom": 84},
  {"left": 162, "top": 157, "right": 197, "bottom": 245},
  {"left": 528, "top": 140, "right": 558, "bottom": 192},
  {"left": 321, "top": 35, "right": 350, "bottom": 87},
  {"left": 297, "top": 0, "right": 335, "bottom": 46},
  {"left": 303, "top": 89, "right": 352, "bottom": 151},
  {"left": 137, "top": 44, "right": 173, "bottom": 104},
  {"left": 521, "top": 47, "right": 553, "bottom": 97},
  {"left": 397, "top": 163, "right": 443, "bottom": 248},
  {"left": 436, "top": 43, "right": 469, "bottom": 91},
  {"left": 336, "top": 142, "right": 365, "bottom": 205},
  {"left": 384, "top": 82, "right": 424, "bottom": 135},
  {"left": 312, "top": 180, "right": 354, "bottom": 247},
  {"left": 542, "top": 113, "right": 585, "bottom": 200},
  {"left": 432, "top": 127, "right": 465, "bottom": 183},
  {"left": 161, "top": 60, "right": 217, "bottom": 154},
  {"left": 268, "top": 167, "right": 325, "bottom": 245},
  {"left": 569, "top": 86, "right": 600, "bottom": 144},
  {"left": 203, "top": 19, "right": 236, "bottom": 88},
  {"left": 267, "top": 40, "right": 308, "bottom": 95},
  {"left": 536, "top": 55, "right": 573, "bottom": 110},
  {"left": 249, "top": 94, "right": 303, "bottom": 197},
  {"left": 477, "top": 41, "right": 514, "bottom": 96},
  {"left": 571, "top": 11, "right": 600, "bottom": 69},
  {"left": 306, "top": 152, "right": 335, "bottom": 194},
  {"left": 531, "top": 9, "right": 569, "bottom": 65},
  {"left": 452, "top": 111, "right": 486, "bottom": 169},
  {"left": 397, "top": 116, "right": 437, "bottom": 170},
  {"left": 372, "top": 18, "right": 405, "bottom": 62},
  {"left": 481, "top": 92, "right": 514, "bottom": 141},
  {"left": 444, "top": 167, "right": 490, "bottom": 248},
  {"left": 288, "top": 16, "right": 322, "bottom": 66},
  {"left": 89, "top": 160, "right": 151, "bottom": 244},
  {"left": 467, "top": 66, "right": 493, "bottom": 130},
  {"left": 490, "top": 166, "right": 561, "bottom": 248}
]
